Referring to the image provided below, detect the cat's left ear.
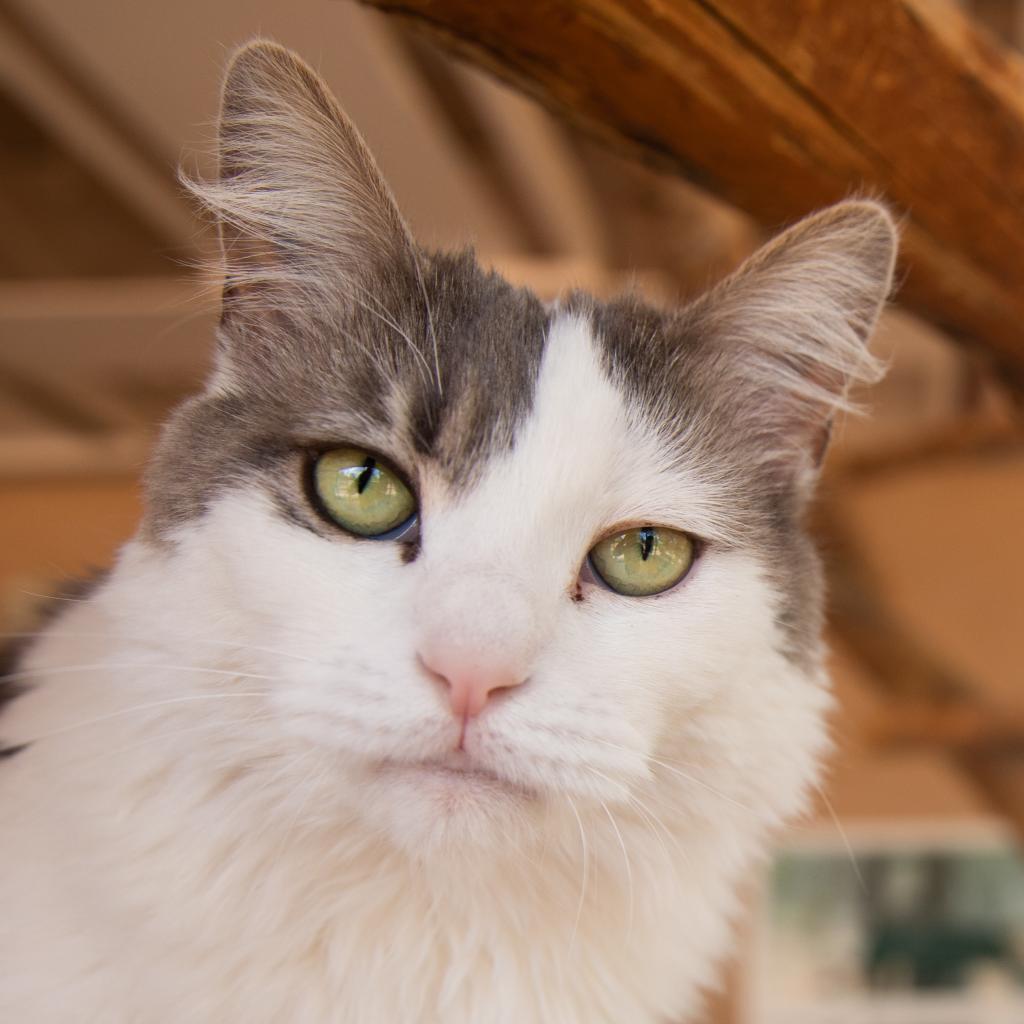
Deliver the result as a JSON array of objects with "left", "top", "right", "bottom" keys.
[{"left": 687, "top": 199, "right": 897, "bottom": 486}]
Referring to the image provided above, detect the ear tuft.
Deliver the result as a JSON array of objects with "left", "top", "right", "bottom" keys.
[
  {"left": 688, "top": 198, "right": 898, "bottom": 481},
  {"left": 181, "top": 39, "right": 414, "bottom": 331}
]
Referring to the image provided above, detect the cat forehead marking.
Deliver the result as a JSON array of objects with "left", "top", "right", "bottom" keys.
[
  {"left": 419, "top": 310, "right": 735, "bottom": 563},
  {"left": 390, "top": 251, "right": 548, "bottom": 485}
]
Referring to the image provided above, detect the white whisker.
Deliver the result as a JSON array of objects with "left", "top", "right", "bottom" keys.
[
  {"left": 600, "top": 798, "right": 634, "bottom": 941},
  {"left": 347, "top": 283, "right": 433, "bottom": 385},
  {"left": 585, "top": 736, "right": 753, "bottom": 813},
  {"left": 564, "top": 792, "right": 589, "bottom": 957},
  {"left": 18, "top": 589, "right": 90, "bottom": 604},
  {"left": 410, "top": 246, "right": 442, "bottom": 396},
  {"left": 812, "top": 780, "right": 865, "bottom": 893},
  {"left": 579, "top": 762, "right": 689, "bottom": 884},
  {"left": 21, "top": 692, "right": 270, "bottom": 745},
  {"left": 0, "top": 632, "right": 320, "bottom": 665},
  {"left": 0, "top": 662, "right": 278, "bottom": 688},
  {"left": 643, "top": 754, "right": 753, "bottom": 813},
  {"left": 85, "top": 710, "right": 278, "bottom": 762}
]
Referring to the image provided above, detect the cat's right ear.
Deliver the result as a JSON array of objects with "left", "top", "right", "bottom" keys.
[{"left": 185, "top": 40, "right": 416, "bottom": 340}]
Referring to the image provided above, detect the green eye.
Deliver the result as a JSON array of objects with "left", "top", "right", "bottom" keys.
[
  {"left": 589, "top": 526, "right": 695, "bottom": 597},
  {"left": 312, "top": 447, "right": 416, "bottom": 538}
]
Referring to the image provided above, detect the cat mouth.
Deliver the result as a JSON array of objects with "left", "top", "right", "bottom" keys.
[{"left": 378, "top": 754, "right": 535, "bottom": 798}]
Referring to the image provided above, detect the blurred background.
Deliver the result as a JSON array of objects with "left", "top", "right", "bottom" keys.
[{"left": 1, "top": 1, "right": 1022, "bottom": 1020}]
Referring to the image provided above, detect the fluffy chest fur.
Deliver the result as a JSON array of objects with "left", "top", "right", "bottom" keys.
[
  {"left": 0, "top": 566, "right": 818, "bottom": 1024},
  {"left": 0, "top": 41, "right": 895, "bottom": 1024}
]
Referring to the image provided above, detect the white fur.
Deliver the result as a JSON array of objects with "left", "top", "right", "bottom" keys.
[{"left": 0, "top": 314, "right": 830, "bottom": 1023}]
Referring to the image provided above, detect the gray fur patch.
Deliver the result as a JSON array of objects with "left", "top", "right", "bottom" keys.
[
  {"left": 142, "top": 250, "right": 547, "bottom": 540},
  {"left": 572, "top": 292, "right": 825, "bottom": 667}
]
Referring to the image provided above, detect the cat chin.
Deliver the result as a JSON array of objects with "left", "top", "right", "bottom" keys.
[{"left": 353, "top": 760, "right": 543, "bottom": 857}]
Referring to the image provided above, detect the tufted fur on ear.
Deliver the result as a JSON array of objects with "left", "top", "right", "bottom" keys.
[
  {"left": 182, "top": 40, "right": 430, "bottom": 379},
  {"left": 687, "top": 199, "right": 897, "bottom": 489}
]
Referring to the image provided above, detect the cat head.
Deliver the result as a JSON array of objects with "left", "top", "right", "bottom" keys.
[{"left": 140, "top": 41, "right": 895, "bottom": 856}]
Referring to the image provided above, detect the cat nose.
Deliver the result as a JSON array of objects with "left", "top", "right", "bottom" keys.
[{"left": 419, "top": 649, "right": 526, "bottom": 720}]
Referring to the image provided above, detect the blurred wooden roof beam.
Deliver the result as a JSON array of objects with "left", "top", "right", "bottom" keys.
[
  {"left": 360, "top": 0, "right": 1024, "bottom": 387},
  {"left": 0, "top": 0, "right": 200, "bottom": 271}
]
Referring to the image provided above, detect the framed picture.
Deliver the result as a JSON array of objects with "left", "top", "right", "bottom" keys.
[{"left": 744, "top": 820, "right": 1024, "bottom": 1024}]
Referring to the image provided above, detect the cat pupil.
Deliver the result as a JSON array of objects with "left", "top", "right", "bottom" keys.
[
  {"left": 356, "top": 458, "right": 376, "bottom": 495},
  {"left": 639, "top": 527, "right": 655, "bottom": 561}
]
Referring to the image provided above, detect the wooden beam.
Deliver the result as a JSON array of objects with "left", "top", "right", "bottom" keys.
[
  {"left": 830, "top": 416, "right": 1024, "bottom": 483},
  {"left": 0, "top": 431, "right": 151, "bottom": 481},
  {"left": 818, "top": 506, "right": 1024, "bottom": 844},
  {"left": 867, "top": 697, "right": 1024, "bottom": 753},
  {"left": 0, "top": 0, "right": 201, "bottom": 267},
  {"left": 359, "top": 0, "right": 1024, "bottom": 384},
  {"left": 0, "top": 276, "right": 215, "bottom": 451},
  {"left": 393, "top": 27, "right": 583, "bottom": 256},
  {"left": 956, "top": 750, "right": 1024, "bottom": 845},
  {"left": 0, "top": 275, "right": 214, "bottom": 319},
  {"left": 968, "top": 0, "right": 1024, "bottom": 49}
]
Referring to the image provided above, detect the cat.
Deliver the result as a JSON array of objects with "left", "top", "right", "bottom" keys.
[{"left": 0, "top": 39, "right": 896, "bottom": 1024}]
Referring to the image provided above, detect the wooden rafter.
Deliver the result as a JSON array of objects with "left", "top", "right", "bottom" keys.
[
  {"left": 0, "top": 0, "right": 200, "bottom": 274},
  {"left": 359, "top": 0, "right": 1024, "bottom": 385},
  {"left": 956, "top": 750, "right": 1024, "bottom": 842},
  {"left": 815, "top": 508, "right": 972, "bottom": 707},
  {"left": 817, "top": 506, "right": 1024, "bottom": 841},
  {"left": 830, "top": 417, "right": 1024, "bottom": 483}
]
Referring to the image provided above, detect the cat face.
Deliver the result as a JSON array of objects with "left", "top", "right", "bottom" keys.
[{"left": 139, "top": 42, "right": 895, "bottom": 854}]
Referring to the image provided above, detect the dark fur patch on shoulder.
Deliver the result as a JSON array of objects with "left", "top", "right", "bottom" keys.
[
  {"left": 0, "top": 569, "right": 108, "bottom": 758},
  {"left": 0, "top": 635, "right": 29, "bottom": 747}
]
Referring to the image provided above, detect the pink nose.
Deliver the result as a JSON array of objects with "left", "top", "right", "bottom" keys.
[{"left": 420, "top": 649, "right": 525, "bottom": 720}]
